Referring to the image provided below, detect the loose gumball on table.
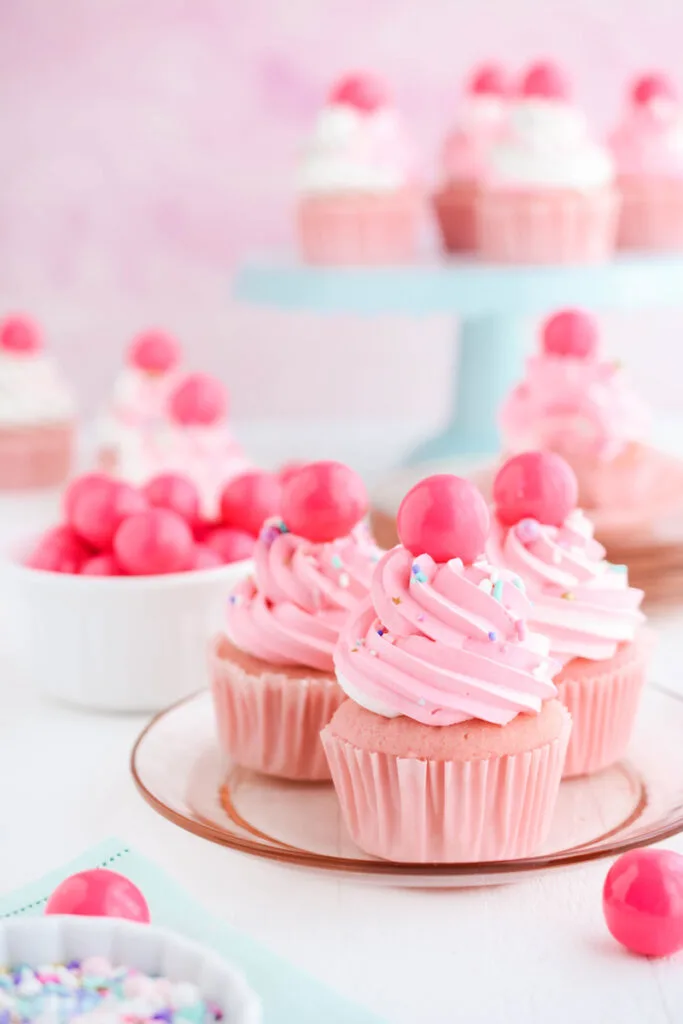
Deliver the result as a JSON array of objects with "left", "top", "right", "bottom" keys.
[
  {"left": 45, "top": 869, "right": 150, "bottom": 923},
  {"left": 603, "top": 848, "right": 683, "bottom": 957}
]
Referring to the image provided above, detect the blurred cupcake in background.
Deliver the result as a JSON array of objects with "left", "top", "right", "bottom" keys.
[
  {"left": 611, "top": 73, "right": 683, "bottom": 250},
  {"left": 478, "top": 61, "right": 618, "bottom": 263},
  {"left": 297, "top": 72, "right": 421, "bottom": 265},
  {"left": 433, "top": 64, "right": 509, "bottom": 254},
  {"left": 0, "top": 315, "right": 75, "bottom": 489}
]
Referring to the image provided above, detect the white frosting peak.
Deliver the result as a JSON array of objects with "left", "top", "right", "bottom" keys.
[{"left": 0, "top": 352, "right": 74, "bottom": 425}]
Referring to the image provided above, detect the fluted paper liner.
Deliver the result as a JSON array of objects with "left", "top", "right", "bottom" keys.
[
  {"left": 0, "top": 422, "right": 74, "bottom": 489},
  {"left": 321, "top": 707, "right": 571, "bottom": 863},
  {"left": 297, "top": 190, "right": 420, "bottom": 266},
  {"left": 617, "top": 176, "right": 683, "bottom": 251},
  {"left": 433, "top": 180, "right": 479, "bottom": 254}
]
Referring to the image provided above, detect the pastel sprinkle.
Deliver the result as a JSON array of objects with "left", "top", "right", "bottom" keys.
[
  {"left": 377, "top": 627, "right": 386, "bottom": 636},
  {"left": 411, "top": 563, "right": 421, "bottom": 575},
  {"left": 369, "top": 649, "right": 378, "bottom": 657},
  {"left": 492, "top": 579, "right": 504, "bottom": 602},
  {"left": 515, "top": 518, "right": 540, "bottom": 544},
  {"left": 331, "top": 554, "right": 343, "bottom": 569},
  {"left": 392, "top": 596, "right": 401, "bottom": 605},
  {"left": 479, "top": 578, "right": 493, "bottom": 595},
  {"left": 412, "top": 570, "right": 428, "bottom": 584},
  {"left": 339, "top": 572, "right": 350, "bottom": 588},
  {"left": 562, "top": 591, "right": 575, "bottom": 601},
  {"left": 512, "top": 575, "right": 525, "bottom": 591},
  {"left": 488, "top": 631, "right": 497, "bottom": 641},
  {"left": 416, "top": 613, "right": 425, "bottom": 621},
  {"left": 448, "top": 557, "right": 464, "bottom": 572},
  {"left": 609, "top": 563, "right": 628, "bottom": 573},
  {"left": 489, "top": 567, "right": 500, "bottom": 583},
  {"left": 228, "top": 594, "right": 241, "bottom": 606}
]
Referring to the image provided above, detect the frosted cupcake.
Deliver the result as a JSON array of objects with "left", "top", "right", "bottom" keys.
[
  {"left": 500, "top": 309, "right": 683, "bottom": 543},
  {"left": 98, "top": 329, "right": 183, "bottom": 473},
  {"left": 489, "top": 452, "right": 646, "bottom": 778},
  {"left": 433, "top": 64, "right": 509, "bottom": 253},
  {"left": 211, "top": 461, "right": 380, "bottom": 781},
  {"left": 297, "top": 72, "right": 420, "bottom": 265},
  {"left": 0, "top": 315, "right": 75, "bottom": 489},
  {"left": 478, "top": 61, "right": 618, "bottom": 263},
  {"left": 611, "top": 73, "right": 683, "bottom": 250},
  {"left": 322, "top": 474, "right": 570, "bottom": 863}
]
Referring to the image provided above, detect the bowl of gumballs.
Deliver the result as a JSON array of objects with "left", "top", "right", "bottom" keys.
[{"left": 5, "top": 468, "right": 283, "bottom": 711}]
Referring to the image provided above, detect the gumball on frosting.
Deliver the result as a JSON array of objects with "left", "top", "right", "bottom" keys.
[
  {"left": 603, "top": 849, "right": 683, "bottom": 957},
  {"left": 632, "top": 72, "right": 677, "bottom": 107},
  {"left": 328, "top": 72, "right": 388, "bottom": 113},
  {"left": 281, "top": 461, "right": 368, "bottom": 543},
  {"left": 169, "top": 373, "right": 227, "bottom": 426},
  {"left": 46, "top": 869, "right": 150, "bottom": 923},
  {"left": 128, "top": 329, "right": 181, "bottom": 374},
  {"left": 397, "top": 474, "right": 489, "bottom": 565},
  {"left": 542, "top": 309, "right": 598, "bottom": 359},
  {"left": 220, "top": 471, "right": 282, "bottom": 537},
  {"left": 494, "top": 452, "right": 578, "bottom": 528},
  {"left": 520, "top": 61, "right": 570, "bottom": 100},
  {"left": 0, "top": 314, "right": 42, "bottom": 354},
  {"left": 469, "top": 63, "right": 508, "bottom": 97}
]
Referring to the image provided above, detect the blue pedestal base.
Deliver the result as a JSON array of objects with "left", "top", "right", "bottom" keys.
[{"left": 407, "top": 314, "right": 530, "bottom": 464}]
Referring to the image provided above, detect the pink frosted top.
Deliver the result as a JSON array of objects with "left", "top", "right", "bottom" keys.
[
  {"left": 226, "top": 522, "right": 380, "bottom": 673},
  {"left": 489, "top": 510, "right": 644, "bottom": 665},
  {"left": 440, "top": 64, "right": 508, "bottom": 183},
  {"left": 610, "top": 74, "right": 683, "bottom": 178},
  {"left": 334, "top": 545, "right": 558, "bottom": 727}
]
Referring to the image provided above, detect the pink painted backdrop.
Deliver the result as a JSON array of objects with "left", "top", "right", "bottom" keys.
[{"left": 1, "top": 0, "right": 681, "bottom": 424}]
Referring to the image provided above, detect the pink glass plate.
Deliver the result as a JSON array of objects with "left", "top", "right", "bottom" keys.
[{"left": 131, "top": 683, "right": 683, "bottom": 887}]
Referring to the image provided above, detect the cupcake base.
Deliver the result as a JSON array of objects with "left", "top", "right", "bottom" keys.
[
  {"left": 554, "top": 638, "right": 648, "bottom": 779},
  {"left": 616, "top": 175, "right": 683, "bottom": 251},
  {"left": 321, "top": 699, "right": 571, "bottom": 863},
  {"left": 433, "top": 180, "right": 479, "bottom": 253},
  {"left": 0, "top": 422, "right": 74, "bottom": 490},
  {"left": 477, "top": 186, "right": 619, "bottom": 264},
  {"left": 297, "top": 189, "right": 420, "bottom": 266},
  {"left": 211, "top": 636, "right": 344, "bottom": 781}
]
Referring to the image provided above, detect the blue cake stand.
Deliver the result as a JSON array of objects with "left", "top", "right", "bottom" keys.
[{"left": 234, "top": 255, "right": 683, "bottom": 464}]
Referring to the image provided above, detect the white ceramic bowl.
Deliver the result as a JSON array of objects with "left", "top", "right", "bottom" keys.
[
  {"left": 0, "top": 915, "right": 261, "bottom": 1022},
  {"left": 4, "top": 545, "right": 251, "bottom": 712}
]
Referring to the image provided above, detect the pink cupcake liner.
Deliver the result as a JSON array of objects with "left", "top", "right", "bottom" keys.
[
  {"left": 476, "top": 187, "right": 619, "bottom": 264},
  {"left": 616, "top": 176, "right": 683, "bottom": 251},
  {"left": 555, "top": 640, "right": 647, "bottom": 779},
  {"left": 433, "top": 180, "right": 479, "bottom": 253},
  {"left": 297, "top": 189, "right": 420, "bottom": 266},
  {"left": 211, "top": 637, "right": 345, "bottom": 781},
  {"left": 0, "top": 422, "right": 74, "bottom": 490},
  {"left": 321, "top": 708, "right": 571, "bottom": 862}
]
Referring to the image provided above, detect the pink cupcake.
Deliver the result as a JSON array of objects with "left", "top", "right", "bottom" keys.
[
  {"left": 499, "top": 309, "right": 683, "bottom": 544},
  {"left": 611, "top": 73, "right": 683, "bottom": 250},
  {"left": 0, "top": 315, "right": 75, "bottom": 490},
  {"left": 433, "top": 64, "right": 509, "bottom": 253},
  {"left": 477, "top": 62, "right": 618, "bottom": 263},
  {"left": 211, "top": 462, "right": 380, "bottom": 781},
  {"left": 297, "top": 73, "right": 420, "bottom": 265},
  {"left": 489, "top": 452, "right": 647, "bottom": 778},
  {"left": 322, "top": 474, "right": 570, "bottom": 863}
]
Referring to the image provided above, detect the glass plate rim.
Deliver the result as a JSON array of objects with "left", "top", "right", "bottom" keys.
[{"left": 130, "top": 682, "right": 683, "bottom": 878}]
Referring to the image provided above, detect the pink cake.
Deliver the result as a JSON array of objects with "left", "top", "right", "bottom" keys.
[
  {"left": 0, "top": 315, "right": 75, "bottom": 490},
  {"left": 211, "top": 462, "right": 380, "bottom": 781},
  {"left": 433, "top": 64, "right": 509, "bottom": 253},
  {"left": 499, "top": 308, "right": 683, "bottom": 544},
  {"left": 611, "top": 73, "right": 683, "bottom": 250},
  {"left": 297, "top": 73, "right": 421, "bottom": 265},
  {"left": 322, "top": 474, "right": 570, "bottom": 863},
  {"left": 477, "top": 62, "right": 618, "bottom": 263},
  {"left": 489, "top": 452, "right": 647, "bottom": 778}
]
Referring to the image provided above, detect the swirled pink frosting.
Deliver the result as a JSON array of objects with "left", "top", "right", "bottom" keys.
[
  {"left": 488, "top": 510, "right": 644, "bottom": 664},
  {"left": 500, "top": 352, "right": 650, "bottom": 462},
  {"left": 334, "top": 545, "right": 558, "bottom": 727},
  {"left": 611, "top": 98, "right": 683, "bottom": 178},
  {"left": 226, "top": 521, "right": 379, "bottom": 673},
  {"left": 441, "top": 96, "right": 507, "bottom": 182}
]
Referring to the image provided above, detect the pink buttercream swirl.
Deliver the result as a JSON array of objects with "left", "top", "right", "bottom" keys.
[
  {"left": 500, "top": 353, "right": 650, "bottom": 461},
  {"left": 441, "top": 96, "right": 507, "bottom": 182},
  {"left": 489, "top": 510, "right": 644, "bottom": 664},
  {"left": 334, "top": 545, "right": 558, "bottom": 727},
  {"left": 226, "top": 521, "right": 379, "bottom": 672},
  {"left": 611, "top": 98, "right": 683, "bottom": 178}
]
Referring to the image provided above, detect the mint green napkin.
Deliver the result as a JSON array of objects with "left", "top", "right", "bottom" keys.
[{"left": 0, "top": 838, "right": 385, "bottom": 1024}]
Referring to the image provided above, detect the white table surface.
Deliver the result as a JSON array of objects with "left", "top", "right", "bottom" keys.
[{"left": 2, "top": 426, "right": 683, "bottom": 1024}]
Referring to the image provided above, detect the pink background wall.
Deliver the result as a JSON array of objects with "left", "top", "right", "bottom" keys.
[{"left": 1, "top": 0, "right": 681, "bottom": 428}]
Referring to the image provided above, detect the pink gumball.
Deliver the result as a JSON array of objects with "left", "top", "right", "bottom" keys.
[
  {"left": 25, "top": 525, "right": 91, "bottom": 574},
  {"left": 69, "top": 476, "right": 148, "bottom": 551},
  {"left": 520, "top": 61, "right": 570, "bottom": 100},
  {"left": 45, "top": 869, "right": 150, "bottom": 923},
  {"left": 114, "top": 509, "right": 195, "bottom": 575},
  {"left": 632, "top": 73, "right": 676, "bottom": 107},
  {"left": 603, "top": 849, "right": 683, "bottom": 957},
  {"left": 205, "top": 527, "right": 255, "bottom": 563},
  {"left": 542, "top": 309, "right": 598, "bottom": 359},
  {"left": 0, "top": 314, "right": 42, "bottom": 354},
  {"left": 81, "top": 553, "right": 123, "bottom": 576},
  {"left": 493, "top": 452, "right": 578, "bottom": 528},
  {"left": 397, "top": 475, "right": 489, "bottom": 565},
  {"left": 127, "top": 329, "right": 181, "bottom": 374},
  {"left": 192, "top": 543, "right": 224, "bottom": 569},
  {"left": 168, "top": 373, "right": 227, "bottom": 426},
  {"left": 63, "top": 472, "right": 111, "bottom": 521},
  {"left": 281, "top": 461, "right": 368, "bottom": 543},
  {"left": 143, "top": 473, "right": 201, "bottom": 527},
  {"left": 279, "top": 460, "right": 306, "bottom": 487},
  {"left": 469, "top": 63, "right": 508, "bottom": 97},
  {"left": 328, "top": 72, "right": 388, "bottom": 113},
  {"left": 219, "top": 471, "right": 282, "bottom": 536}
]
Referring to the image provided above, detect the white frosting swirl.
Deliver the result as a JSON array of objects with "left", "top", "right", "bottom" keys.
[
  {"left": 488, "top": 100, "right": 614, "bottom": 190},
  {"left": 298, "top": 103, "right": 414, "bottom": 194},
  {"left": 0, "top": 353, "right": 74, "bottom": 425}
]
